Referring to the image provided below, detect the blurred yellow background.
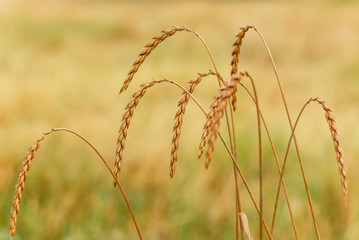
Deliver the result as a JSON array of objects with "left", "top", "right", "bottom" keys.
[{"left": 1, "top": 1, "right": 358, "bottom": 239}]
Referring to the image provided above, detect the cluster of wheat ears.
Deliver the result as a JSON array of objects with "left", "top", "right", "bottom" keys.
[{"left": 9, "top": 25, "right": 347, "bottom": 239}]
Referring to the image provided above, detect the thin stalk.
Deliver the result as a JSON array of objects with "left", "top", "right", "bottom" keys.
[
  {"left": 192, "top": 32, "right": 242, "bottom": 239},
  {"left": 190, "top": 33, "right": 242, "bottom": 240},
  {"left": 272, "top": 98, "right": 321, "bottom": 236},
  {"left": 20, "top": 128, "right": 143, "bottom": 240},
  {"left": 223, "top": 105, "right": 240, "bottom": 240},
  {"left": 245, "top": 73, "right": 263, "bottom": 240},
  {"left": 159, "top": 78, "right": 273, "bottom": 240},
  {"left": 186, "top": 27, "right": 225, "bottom": 86},
  {"left": 218, "top": 132, "right": 273, "bottom": 240},
  {"left": 229, "top": 104, "right": 245, "bottom": 240},
  {"left": 167, "top": 29, "right": 241, "bottom": 237},
  {"left": 240, "top": 83, "right": 299, "bottom": 239},
  {"left": 252, "top": 26, "right": 320, "bottom": 239}
]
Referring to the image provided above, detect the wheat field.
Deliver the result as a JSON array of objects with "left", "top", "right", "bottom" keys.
[{"left": 1, "top": 1, "right": 359, "bottom": 239}]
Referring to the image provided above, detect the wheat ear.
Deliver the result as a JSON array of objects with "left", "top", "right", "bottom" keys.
[
  {"left": 198, "top": 92, "right": 221, "bottom": 159},
  {"left": 9, "top": 129, "right": 53, "bottom": 238},
  {"left": 231, "top": 26, "right": 252, "bottom": 76},
  {"left": 313, "top": 98, "right": 348, "bottom": 202},
  {"left": 230, "top": 26, "right": 252, "bottom": 111},
  {"left": 170, "top": 71, "right": 216, "bottom": 177},
  {"left": 116, "top": 78, "right": 209, "bottom": 183},
  {"left": 115, "top": 81, "right": 162, "bottom": 185},
  {"left": 120, "top": 26, "right": 194, "bottom": 93},
  {"left": 205, "top": 73, "right": 244, "bottom": 168}
]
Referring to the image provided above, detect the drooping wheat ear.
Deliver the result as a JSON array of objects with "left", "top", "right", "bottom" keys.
[
  {"left": 198, "top": 92, "right": 220, "bottom": 160},
  {"left": 120, "top": 26, "right": 193, "bottom": 93},
  {"left": 230, "top": 26, "right": 252, "bottom": 111},
  {"left": 170, "top": 71, "right": 216, "bottom": 177},
  {"left": 231, "top": 25, "right": 252, "bottom": 76},
  {"left": 10, "top": 129, "right": 53, "bottom": 238},
  {"left": 204, "top": 73, "right": 244, "bottom": 168},
  {"left": 115, "top": 80, "right": 167, "bottom": 185},
  {"left": 313, "top": 98, "right": 348, "bottom": 202}
]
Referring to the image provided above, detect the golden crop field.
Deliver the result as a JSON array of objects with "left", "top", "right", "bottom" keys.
[{"left": 1, "top": 1, "right": 358, "bottom": 239}]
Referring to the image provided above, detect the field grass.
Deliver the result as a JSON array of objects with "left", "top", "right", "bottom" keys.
[{"left": 1, "top": 1, "right": 359, "bottom": 239}]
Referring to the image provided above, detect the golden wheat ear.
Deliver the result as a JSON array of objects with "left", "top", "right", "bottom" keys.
[
  {"left": 313, "top": 98, "right": 348, "bottom": 203},
  {"left": 230, "top": 26, "right": 252, "bottom": 112},
  {"left": 204, "top": 73, "right": 244, "bottom": 168},
  {"left": 115, "top": 81, "right": 158, "bottom": 185},
  {"left": 197, "top": 92, "right": 220, "bottom": 160},
  {"left": 120, "top": 26, "right": 194, "bottom": 94},
  {"left": 9, "top": 129, "right": 52, "bottom": 238},
  {"left": 231, "top": 25, "right": 252, "bottom": 76},
  {"left": 170, "top": 71, "right": 217, "bottom": 177}
]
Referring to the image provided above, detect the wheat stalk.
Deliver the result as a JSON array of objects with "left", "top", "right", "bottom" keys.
[
  {"left": 271, "top": 97, "right": 348, "bottom": 238},
  {"left": 239, "top": 81, "right": 299, "bottom": 239},
  {"left": 170, "top": 71, "right": 216, "bottom": 177},
  {"left": 151, "top": 77, "right": 275, "bottom": 239},
  {"left": 10, "top": 128, "right": 142, "bottom": 239}
]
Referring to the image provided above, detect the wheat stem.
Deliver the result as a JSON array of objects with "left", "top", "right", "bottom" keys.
[
  {"left": 10, "top": 128, "right": 142, "bottom": 240},
  {"left": 240, "top": 82, "right": 299, "bottom": 239},
  {"left": 245, "top": 72, "right": 263, "bottom": 240},
  {"left": 271, "top": 98, "right": 322, "bottom": 238},
  {"left": 117, "top": 77, "right": 274, "bottom": 239},
  {"left": 252, "top": 25, "right": 320, "bottom": 239},
  {"left": 229, "top": 103, "right": 244, "bottom": 240}
]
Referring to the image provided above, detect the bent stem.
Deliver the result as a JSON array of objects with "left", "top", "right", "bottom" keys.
[
  {"left": 10, "top": 128, "right": 142, "bottom": 240},
  {"left": 245, "top": 72, "right": 263, "bottom": 240},
  {"left": 240, "top": 83, "right": 299, "bottom": 239},
  {"left": 192, "top": 28, "right": 243, "bottom": 238},
  {"left": 253, "top": 25, "right": 320, "bottom": 239},
  {"left": 229, "top": 104, "right": 244, "bottom": 240},
  {"left": 52, "top": 128, "right": 143, "bottom": 240},
  {"left": 271, "top": 98, "right": 320, "bottom": 238},
  {"left": 158, "top": 78, "right": 273, "bottom": 240},
  {"left": 226, "top": 101, "right": 243, "bottom": 240}
]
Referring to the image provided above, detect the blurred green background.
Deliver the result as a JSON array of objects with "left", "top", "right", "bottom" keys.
[{"left": 1, "top": 0, "right": 358, "bottom": 239}]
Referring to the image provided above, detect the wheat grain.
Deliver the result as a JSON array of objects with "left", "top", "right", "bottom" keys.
[
  {"left": 170, "top": 71, "right": 216, "bottom": 177},
  {"left": 9, "top": 129, "right": 53, "bottom": 238},
  {"left": 120, "top": 26, "right": 194, "bottom": 93}
]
